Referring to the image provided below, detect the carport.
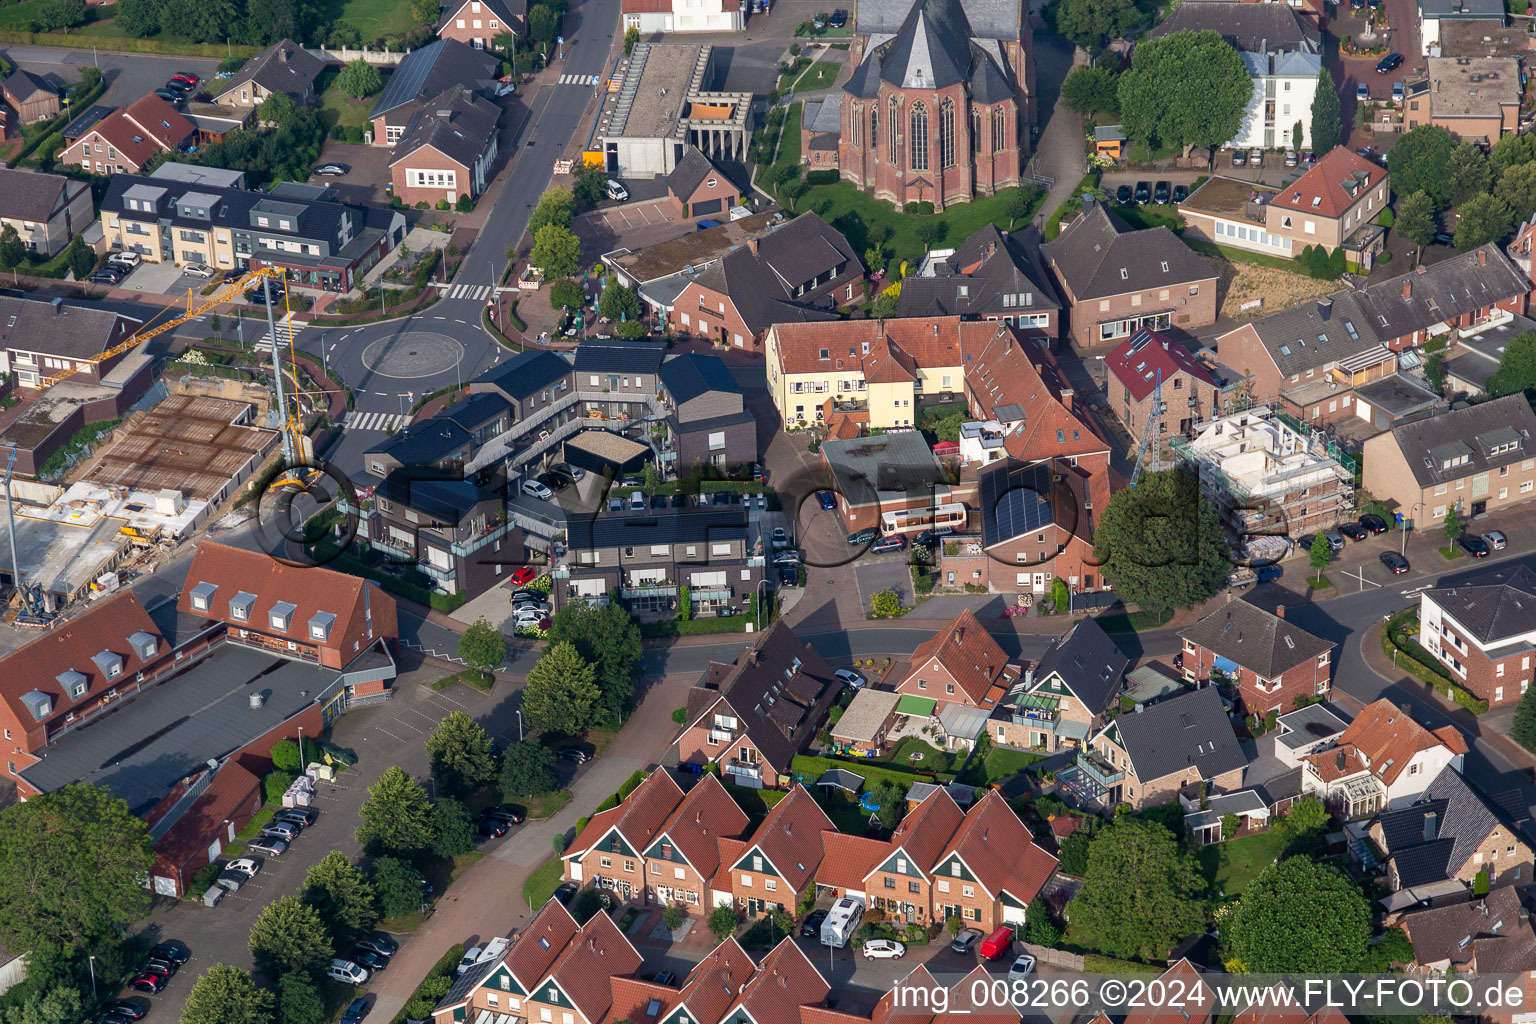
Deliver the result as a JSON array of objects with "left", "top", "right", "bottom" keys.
[
  {"left": 562, "top": 429, "right": 651, "bottom": 478},
  {"left": 815, "top": 767, "right": 864, "bottom": 795}
]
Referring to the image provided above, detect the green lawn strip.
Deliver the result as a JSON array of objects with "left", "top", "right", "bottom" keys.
[
  {"left": 433, "top": 668, "right": 494, "bottom": 692},
  {"left": 318, "top": 0, "right": 419, "bottom": 38},
  {"left": 519, "top": 788, "right": 573, "bottom": 820},
  {"left": 1438, "top": 545, "right": 1465, "bottom": 560},
  {"left": 1197, "top": 827, "right": 1289, "bottom": 895},
  {"left": 791, "top": 60, "right": 840, "bottom": 90},
  {"left": 769, "top": 102, "right": 802, "bottom": 179},
  {"left": 321, "top": 83, "right": 378, "bottom": 131},
  {"left": 523, "top": 856, "right": 564, "bottom": 909},
  {"left": 1091, "top": 607, "right": 1173, "bottom": 634},
  {"left": 235, "top": 806, "right": 277, "bottom": 841},
  {"left": 792, "top": 180, "right": 1042, "bottom": 263},
  {"left": 982, "top": 746, "right": 1043, "bottom": 782},
  {"left": 874, "top": 736, "right": 950, "bottom": 772},
  {"left": 1308, "top": 573, "right": 1333, "bottom": 589}
]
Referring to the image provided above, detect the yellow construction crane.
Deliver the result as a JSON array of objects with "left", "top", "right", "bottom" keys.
[{"left": 43, "top": 264, "right": 321, "bottom": 490}]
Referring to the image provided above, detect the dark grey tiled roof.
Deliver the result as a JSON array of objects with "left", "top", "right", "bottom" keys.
[
  {"left": 822, "top": 431, "right": 944, "bottom": 507},
  {"left": 898, "top": 223, "right": 1060, "bottom": 319},
  {"left": 439, "top": 392, "right": 510, "bottom": 430},
  {"left": 1105, "top": 686, "right": 1246, "bottom": 783},
  {"left": 1381, "top": 392, "right": 1536, "bottom": 490},
  {"left": 1401, "top": 885, "right": 1533, "bottom": 971},
  {"left": 1423, "top": 562, "right": 1536, "bottom": 644},
  {"left": 665, "top": 147, "right": 734, "bottom": 201},
  {"left": 378, "top": 470, "right": 493, "bottom": 523},
  {"left": 660, "top": 352, "right": 740, "bottom": 405},
  {"left": 565, "top": 505, "right": 748, "bottom": 549},
  {"left": 390, "top": 87, "right": 500, "bottom": 171},
  {"left": 364, "top": 418, "right": 472, "bottom": 465},
  {"left": 0, "top": 294, "right": 138, "bottom": 361},
  {"left": 1043, "top": 200, "right": 1213, "bottom": 300},
  {"left": 1354, "top": 245, "right": 1529, "bottom": 342},
  {"left": 571, "top": 340, "right": 666, "bottom": 374},
  {"left": 1374, "top": 766, "right": 1505, "bottom": 888},
  {"left": 969, "top": 49, "right": 1014, "bottom": 102},
  {"left": 4, "top": 68, "right": 53, "bottom": 102},
  {"left": 691, "top": 212, "right": 860, "bottom": 336},
  {"left": 1146, "top": 2, "right": 1319, "bottom": 52},
  {"left": 855, "top": 0, "right": 1023, "bottom": 41},
  {"left": 878, "top": 0, "right": 975, "bottom": 89},
  {"left": 221, "top": 39, "right": 324, "bottom": 101},
  {"left": 709, "top": 621, "right": 838, "bottom": 772},
  {"left": 1032, "top": 615, "right": 1128, "bottom": 717},
  {"left": 368, "top": 39, "right": 499, "bottom": 121},
  {"left": 1178, "top": 600, "right": 1334, "bottom": 678},
  {"left": 1237, "top": 291, "right": 1380, "bottom": 378},
  {"left": 472, "top": 349, "right": 572, "bottom": 399},
  {"left": 0, "top": 167, "right": 71, "bottom": 222}
]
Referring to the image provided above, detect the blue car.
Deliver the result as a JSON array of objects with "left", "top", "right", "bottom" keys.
[
  {"left": 696, "top": 219, "right": 722, "bottom": 231},
  {"left": 816, "top": 490, "right": 837, "bottom": 510},
  {"left": 342, "top": 998, "right": 370, "bottom": 1024},
  {"left": 1255, "top": 564, "right": 1283, "bottom": 583}
]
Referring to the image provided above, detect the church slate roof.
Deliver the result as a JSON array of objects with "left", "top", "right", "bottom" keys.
[{"left": 846, "top": 0, "right": 1015, "bottom": 100}]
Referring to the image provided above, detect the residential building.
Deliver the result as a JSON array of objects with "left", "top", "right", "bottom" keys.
[
  {"left": 3, "top": 70, "right": 57, "bottom": 124},
  {"left": 61, "top": 93, "right": 194, "bottom": 175},
  {"left": 100, "top": 174, "right": 405, "bottom": 291},
  {"left": 1146, "top": 3, "right": 1321, "bottom": 150},
  {"left": 213, "top": 40, "right": 325, "bottom": 108},
  {"left": 1357, "top": 245, "right": 1529, "bottom": 352},
  {"left": 818, "top": 430, "right": 953, "bottom": 533},
  {"left": 1440, "top": 312, "right": 1536, "bottom": 396},
  {"left": 430, "top": 900, "right": 576, "bottom": 1024},
  {"left": 368, "top": 40, "right": 500, "bottom": 147},
  {"left": 361, "top": 469, "right": 522, "bottom": 600},
  {"left": 1174, "top": 406, "right": 1354, "bottom": 538},
  {"left": 1418, "top": 563, "right": 1536, "bottom": 707},
  {"left": 1299, "top": 698, "right": 1467, "bottom": 816},
  {"left": 363, "top": 418, "right": 474, "bottom": 478},
  {"left": 673, "top": 622, "right": 840, "bottom": 787},
  {"left": 895, "top": 607, "right": 1018, "bottom": 716},
  {"left": 1272, "top": 701, "right": 1350, "bottom": 768},
  {"left": 621, "top": 0, "right": 742, "bottom": 33},
  {"left": 1417, "top": 0, "right": 1507, "bottom": 56},
  {"left": 563, "top": 771, "right": 687, "bottom": 902},
  {"left": 1403, "top": 57, "right": 1522, "bottom": 143},
  {"left": 0, "top": 294, "right": 143, "bottom": 391},
  {"left": 896, "top": 224, "right": 1062, "bottom": 336},
  {"left": 830, "top": 689, "right": 902, "bottom": 754},
  {"left": 718, "top": 786, "right": 835, "bottom": 911},
  {"left": 1398, "top": 886, "right": 1536, "bottom": 975},
  {"left": 998, "top": 615, "right": 1127, "bottom": 750},
  {"left": 801, "top": 95, "right": 842, "bottom": 170},
  {"left": 1122, "top": 962, "right": 1215, "bottom": 1024},
  {"left": 1104, "top": 329, "right": 1224, "bottom": 459},
  {"left": 559, "top": 506, "right": 761, "bottom": 619},
  {"left": 1178, "top": 601, "right": 1334, "bottom": 714},
  {"left": 570, "top": 341, "right": 667, "bottom": 420},
  {"left": 1042, "top": 199, "right": 1219, "bottom": 348},
  {"left": 663, "top": 147, "right": 740, "bottom": 219},
  {"left": 1362, "top": 393, "right": 1536, "bottom": 535},
  {"left": 1367, "top": 766, "right": 1533, "bottom": 893},
  {"left": 657, "top": 352, "right": 756, "bottom": 473},
  {"left": 469, "top": 348, "right": 576, "bottom": 419},
  {"left": 670, "top": 212, "right": 862, "bottom": 352},
  {"left": 437, "top": 0, "right": 527, "bottom": 48},
  {"left": 863, "top": 789, "right": 966, "bottom": 927},
  {"left": 1264, "top": 146, "right": 1389, "bottom": 267},
  {"left": 178, "top": 540, "right": 397, "bottom": 670},
  {"left": 641, "top": 774, "right": 750, "bottom": 909},
  {"left": 1178, "top": 176, "right": 1296, "bottom": 260},
  {"left": 1066, "top": 686, "right": 1246, "bottom": 810},
  {"left": 837, "top": 0, "right": 1035, "bottom": 209},
  {"left": 389, "top": 87, "right": 501, "bottom": 207}
]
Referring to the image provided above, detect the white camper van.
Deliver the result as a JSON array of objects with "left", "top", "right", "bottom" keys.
[{"left": 820, "top": 895, "right": 865, "bottom": 948}]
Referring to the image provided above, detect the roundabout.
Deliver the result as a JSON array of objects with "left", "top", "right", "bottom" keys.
[{"left": 360, "top": 331, "right": 468, "bottom": 379}]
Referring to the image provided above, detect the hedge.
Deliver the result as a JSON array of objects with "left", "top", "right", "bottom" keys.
[
  {"left": 1083, "top": 954, "right": 1163, "bottom": 975},
  {"left": 806, "top": 169, "right": 839, "bottom": 186},
  {"left": 0, "top": 29, "right": 259, "bottom": 58},
  {"left": 391, "top": 944, "right": 465, "bottom": 1024},
  {"left": 640, "top": 614, "right": 751, "bottom": 637},
  {"left": 1381, "top": 608, "right": 1489, "bottom": 714}
]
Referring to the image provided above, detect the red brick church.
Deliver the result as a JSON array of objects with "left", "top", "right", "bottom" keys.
[{"left": 837, "top": 0, "right": 1035, "bottom": 210}]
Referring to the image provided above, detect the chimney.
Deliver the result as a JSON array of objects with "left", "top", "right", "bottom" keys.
[
  {"left": 280, "top": 47, "right": 290, "bottom": 62},
  {"left": 987, "top": 241, "right": 996, "bottom": 258},
  {"left": 747, "top": 237, "right": 759, "bottom": 254},
  {"left": 1403, "top": 280, "right": 1413, "bottom": 300},
  {"left": 954, "top": 627, "right": 964, "bottom": 645},
  {"left": 1479, "top": 249, "right": 1488, "bottom": 265},
  {"left": 1336, "top": 751, "right": 1347, "bottom": 771},
  {"left": 1424, "top": 810, "right": 1438, "bottom": 841},
  {"left": 1318, "top": 297, "right": 1332, "bottom": 321},
  {"left": 1275, "top": 604, "right": 1285, "bottom": 619}
]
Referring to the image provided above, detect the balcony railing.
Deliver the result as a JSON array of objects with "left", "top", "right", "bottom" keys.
[
  {"left": 1076, "top": 752, "right": 1125, "bottom": 789},
  {"left": 724, "top": 759, "right": 761, "bottom": 779},
  {"left": 619, "top": 584, "right": 677, "bottom": 598}
]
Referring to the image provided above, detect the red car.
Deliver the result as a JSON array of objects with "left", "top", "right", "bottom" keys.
[
  {"left": 508, "top": 567, "right": 537, "bottom": 586},
  {"left": 128, "top": 971, "right": 170, "bottom": 994},
  {"left": 172, "top": 71, "right": 199, "bottom": 86}
]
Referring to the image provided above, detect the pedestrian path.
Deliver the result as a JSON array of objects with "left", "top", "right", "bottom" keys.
[
  {"left": 254, "top": 319, "right": 307, "bottom": 354},
  {"left": 557, "top": 73, "right": 600, "bottom": 85},
  {"left": 343, "top": 410, "right": 412, "bottom": 432},
  {"left": 444, "top": 282, "right": 495, "bottom": 301}
]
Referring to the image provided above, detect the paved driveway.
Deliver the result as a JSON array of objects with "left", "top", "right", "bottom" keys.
[
  {"left": 0, "top": 46, "right": 219, "bottom": 108},
  {"left": 855, "top": 557, "right": 913, "bottom": 613}
]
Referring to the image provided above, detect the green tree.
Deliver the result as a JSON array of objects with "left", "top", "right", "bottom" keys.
[
  {"left": 571, "top": 163, "right": 607, "bottom": 208},
  {"left": 182, "top": 964, "right": 275, "bottom": 1024},
  {"left": 1496, "top": 161, "right": 1536, "bottom": 227},
  {"left": 598, "top": 282, "right": 641, "bottom": 322},
  {"left": 1490, "top": 131, "right": 1536, "bottom": 176},
  {"left": 248, "top": 895, "right": 332, "bottom": 978},
  {"left": 0, "top": 784, "right": 153, "bottom": 956},
  {"left": 1485, "top": 331, "right": 1536, "bottom": 396},
  {"left": 1227, "top": 857, "right": 1370, "bottom": 972},
  {"left": 1057, "top": 829, "right": 1093, "bottom": 876},
  {"left": 528, "top": 5, "right": 559, "bottom": 46},
  {"left": 1425, "top": 351, "right": 1447, "bottom": 396},
  {"left": 623, "top": 25, "right": 640, "bottom": 54},
  {"left": 779, "top": 177, "right": 808, "bottom": 212},
  {"left": 1276, "top": 795, "right": 1329, "bottom": 839},
  {"left": 0, "top": 225, "right": 27, "bottom": 271},
  {"left": 530, "top": 186, "right": 575, "bottom": 234},
  {"left": 1220, "top": 813, "right": 1241, "bottom": 840},
  {"left": 39, "top": 0, "right": 86, "bottom": 30},
  {"left": 549, "top": 279, "right": 585, "bottom": 311},
  {"left": 1118, "top": 31, "right": 1251, "bottom": 156},
  {"left": 1308, "top": 533, "right": 1331, "bottom": 580},
  {"left": 300, "top": 851, "right": 377, "bottom": 942},
  {"left": 1093, "top": 469, "right": 1229, "bottom": 616},
  {"left": 65, "top": 236, "right": 95, "bottom": 281},
  {"left": 869, "top": 778, "right": 907, "bottom": 829},
  {"left": 1002, "top": 188, "right": 1037, "bottom": 230},
  {"left": 616, "top": 319, "right": 648, "bottom": 339},
  {"left": 915, "top": 219, "right": 946, "bottom": 251},
  {"left": 1068, "top": 817, "right": 1206, "bottom": 961},
  {"left": 530, "top": 224, "right": 582, "bottom": 278},
  {"left": 277, "top": 973, "right": 327, "bottom": 1024},
  {"left": 456, "top": 193, "right": 473, "bottom": 213},
  {"left": 708, "top": 905, "right": 739, "bottom": 938},
  {"left": 356, "top": 765, "right": 434, "bottom": 856},
  {"left": 1391, "top": 125, "right": 1457, "bottom": 207},
  {"left": 1456, "top": 192, "right": 1511, "bottom": 251},
  {"left": 426, "top": 710, "right": 497, "bottom": 795},
  {"left": 113, "top": 0, "right": 163, "bottom": 35},
  {"left": 501, "top": 740, "right": 559, "bottom": 797},
  {"left": 430, "top": 796, "right": 477, "bottom": 858},
  {"left": 1395, "top": 190, "right": 1437, "bottom": 249},
  {"left": 412, "top": 0, "right": 441, "bottom": 22},
  {"left": 256, "top": 90, "right": 300, "bottom": 128},
  {"left": 370, "top": 856, "right": 425, "bottom": 918},
  {"left": 2, "top": 986, "right": 86, "bottom": 1024},
  {"left": 337, "top": 59, "right": 382, "bottom": 98},
  {"left": 160, "top": 0, "right": 237, "bottom": 42},
  {"left": 1310, "top": 69, "right": 1340, "bottom": 156},
  {"left": 493, "top": 29, "right": 517, "bottom": 56},
  {"left": 547, "top": 601, "right": 642, "bottom": 726},
  {"left": 1292, "top": 120, "right": 1303, "bottom": 153},
  {"left": 457, "top": 617, "right": 506, "bottom": 685},
  {"left": 662, "top": 903, "right": 685, "bottom": 931},
  {"left": 1445, "top": 143, "right": 1492, "bottom": 208},
  {"left": 1442, "top": 504, "right": 1465, "bottom": 543},
  {"left": 522, "top": 642, "right": 600, "bottom": 735},
  {"left": 1511, "top": 682, "right": 1536, "bottom": 753},
  {"left": 1055, "top": 0, "right": 1140, "bottom": 54},
  {"left": 871, "top": 289, "right": 899, "bottom": 318}
]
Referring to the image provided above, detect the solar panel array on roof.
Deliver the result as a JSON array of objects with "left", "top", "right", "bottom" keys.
[{"left": 980, "top": 459, "right": 1057, "bottom": 544}]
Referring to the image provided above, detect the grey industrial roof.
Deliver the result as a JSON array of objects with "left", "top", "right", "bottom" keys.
[
  {"left": 821, "top": 431, "right": 944, "bottom": 508},
  {"left": 1184, "top": 787, "right": 1268, "bottom": 830},
  {"left": 151, "top": 162, "right": 247, "bottom": 188},
  {"left": 1146, "top": 1, "right": 1319, "bottom": 52},
  {"left": 1179, "top": 600, "right": 1334, "bottom": 678},
  {"left": 1032, "top": 615, "right": 1128, "bottom": 718},
  {"left": 831, "top": 688, "right": 900, "bottom": 742},
  {"left": 390, "top": 87, "right": 501, "bottom": 170},
  {"left": 1424, "top": 563, "right": 1536, "bottom": 644},
  {"left": 1274, "top": 702, "right": 1350, "bottom": 750},
  {"left": 1104, "top": 685, "right": 1246, "bottom": 784},
  {"left": 899, "top": 223, "right": 1061, "bottom": 319},
  {"left": 1381, "top": 392, "right": 1536, "bottom": 490},
  {"left": 1354, "top": 246, "right": 1529, "bottom": 342},
  {"left": 1420, "top": 0, "right": 1503, "bottom": 17},
  {"left": 368, "top": 38, "right": 499, "bottom": 121},
  {"left": 660, "top": 352, "right": 740, "bottom": 406},
  {"left": 571, "top": 340, "right": 667, "bottom": 375},
  {"left": 0, "top": 294, "right": 140, "bottom": 361},
  {"left": 1043, "top": 200, "right": 1213, "bottom": 300},
  {"left": 472, "top": 348, "right": 572, "bottom": 399},
  {"left": 855, "top": 0, "right": 1023, "bottom": 40},
  {"left": 566, "top": 504, "right": 747, "bottom": 550},
  {"left": 19, "top": 644, "right": 337, "bottom": 817}
]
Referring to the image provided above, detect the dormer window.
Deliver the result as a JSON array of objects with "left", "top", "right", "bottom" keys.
[
  {"left": 269, "top": 600, "right": 297, "bottom": 632},
  {"left": 230, "top": 591, "right": 257, "bottom": 621},
  {"left": 129, "top": 631, "right": 158, "bottom": 660},
  {"left": 190, "top": 581, "right": 217, "bottom": 611},
  {"left": 309, "top": 611, "right": 336, "bottom": 641},
  {"left": 91, "top": 650, "right": 124, "bottom": 679},
  {"left": 57, "top": 669, "right": 88, "bottom": 700}
]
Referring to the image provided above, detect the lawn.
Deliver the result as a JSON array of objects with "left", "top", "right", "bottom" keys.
[
  {"left": 769, "top": 103, "right": 803, "bottom": 178},
  {"left": 315, "top": 0, "right": 418, "bottom": 39},
  {"left": 320, "top": 69, "right": 386, "bottom": 131},
  {"left": 981, "top": 746, "right": 1043, "bottom": 783},
  {"left": 1115, "top": 203, "right": 1184, "bottom": 233},
  {"left": 876, "top": 737, "right": 950, "bottom": 772},
  {"left": 520, "top": 788, "right": 573, "bottom": 820},
  {"left": 433, "top": 668, "right": 493, "bottom": 692},
  {"left": 786, "top": 60, "right": 839, "bottom": 91},
  {"left": 0, "top": 0, "right": 52, "bottom": 28},
  {"left": 1092, "top": 607, "right": 1173, "bottom": 634},
  {"left": 523, "top": 856, "right": 564, "bottom": 909},
  {"left": 1197, "top": 828, "right": 1289, "bottom": 895},
  {"left": 814, "top": 792, "right": 875, "bottom": 835},
  {"left": 787, "top": 181, "right": 1044, "bottom": 264}
]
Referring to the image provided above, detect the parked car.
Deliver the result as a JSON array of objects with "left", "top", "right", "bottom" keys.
[
  {"left": 951, "top": 928, "right": 984, "bottom": 954},
  {"left": 215, "top": 870, "right": 249, "bottom": 892},
  {"left": 605, "top": 179, "right": 629, "bottom": 201},
  {"left": 1392, "top": 80, "right": 1404, "bottom": 103},
  {"left": 834, "top": 668, "right": 865, "bottom": 688},
  {"left": 341, "top": 997, "right": 371, "bottom": 1024},
  {"left": 355, "top": 932, "right": 399, "bottom": 958},
  {"left": 771, "top": 526, "right": 790, "bottom": 548},
  {"left": 512, "top": 598, "right": 552, "bottom": 615},
  {"left": 1171, "top": 184, "right": 1188, "bottom": 203},
  {"left": 558, "top": 745, "right": 593, "bottom": 764},
  {"left": 271, "top": 811, "right": 310, "bottom": 832},
  {"left": 224, "top": 857, "right": 262, "bottom": 880},
  {"left": 816, "top": 490, "right": 838, "bottom": 510},
  {"left": 847, "top": 527, "right": 879, "bottom": 545},
  {"left": 1357, "top": 82, "right": 1370, "bottom": 102},
  {"left": 1460, "top": 534, "right": 1491, "bottom": 557},
  {"left": 913, "top": 527, "right": 952, "bottom": 547},
  {"left": 457, "top": 948, "right": 485, "bottom": 976},
  {"left": 1153, "top": 180, "right": 1171, "bottom": 204},
  {"left": 261, "top": 821, "right": 299, "bottom": 842},
  {"left": 554, "top": 881, "right": 579, "bottom": 904},
  {"left": 509, "top": 566, "right": 537, "bottom": 587},
  {"left": 1284, "top": 149, "right": 1298, "bottom": 167},
  {"left": 1231, "top": 149, "right": 1247, "bottom": 167},
  {"left": 351, "top": 948, "right": 390, "bottom": 972},
  {"left": 94, "top": 1013, "right": 135, "bottom": 1024},
  {"left": 1248, "top": 147, "right": 1263, "bottom": 165},
  {"left": 1255, "top": 564, "right": 1283, "bottom": 583},
  {"left": 164, "top": 78, "right": 192, "bottom": 93},
  {"left": 1321, "top": 530, "right": 1345, "bottom": 551},
  {"left": 800, "top": 910, "right": 828, "bottom": 938},
  {"left": 772, "top": 549, "right": 803, "bottom": 565},
  {"left": 630, "top": 490, "right": 646, "bottom": 511},
  {"left": 128, "top": 972, "right": 169, "bottom": 994},
  {"left": 172, "top": 71, "right": 200, "bottom": 86},
  {"left": 1134, "top": 180, "right": 1151, "bottom": 204},
  {"left": 870, "top": 534, "right": 907, "bottom": 554},
  {"left": 246, "top": 837, "right": 287, "bottom": 857},
  {"left": 1380, "top": 551, "right": 1410, "bottom": 574},
  {"left": 276, "top": 806, "right": 318, "bottom": 827},
  {"left": 979, "top": 926, "right": 1014, "bottom": 960},
  {"left": 521, "top": 479, "right": 553, "bottom": 501},
  {"left": 1338, "top": 522, "right": 1368, "bottom": 542},
  {"left": 1115, "top": 184, "right": 1133, "bottom": 204},
  {"left": 1359, "top": 513, "right": 1389, "bottom": 534},
  {"left": 862, "top": 939, "right": 906, "bottom": 960},
  {"left": 142, "top": 956, "right": 180, "bottom": 977},
  {"left": 153, "top": 88, "right": 184, "bottom": 104},
  {"left": 550, "top": 461, "right": 585, "bottom": 482},
  {"left": 151, "top": 941, "right": 191, "bottom": 964},
  {"left": 1376, "top": 52, "right": 1404, "bottom": 73},
  {"left": 777, "top": 566, "right": 798, "bottom": 588},
  {"left": 109, "top": 251, "right": 142, "bottom": 268},
  {"left": 90, "top": 267, "right": 125, "bottom": 285},
  {"left": 696, "top": 219, "right": 722, "bottom": 231},
  {"left": 1008, "top": 954, "right": 1037, "bottom": 979},
  {"left": 484, "top": 806, "right": 525, "bottom": 824},
  {"left": 1485, "top": 530, "right": 1508, "bottom": 550},
  {"left": 327, "top": 959, "right": 370, "bottom": 985},
  {"left": 829, "top": 7, "right": 847, "bottom": 25},
  {"left": 1433, "top": 231, "right": 1456, "bottom": 247},
  {"left": 476, "top": 816, "right": 510, "bottom": 839},
  {"left": 101, "top": 1002, "right": 148, "bottom": 1021},
  {"left": 314, "top": 163, "right": 351, "bottom": 176},
  {"left": 182, "top": 262, "right": 215, "bottom": 278}
]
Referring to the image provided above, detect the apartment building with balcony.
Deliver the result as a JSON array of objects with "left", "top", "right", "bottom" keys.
[
  {"left": 1173, "top": 406, "right": 1354, "bottom": 537},
  {"left": 997, "top": 615, "right": 1127, "bottom": 750},
  {"left": 673, "top": 622, "right": 839, "bottom": 788},
  {"left": 1418, "top": 564, "right": 1536, "bottom": 708},
  {"left": 0, "top": 167, "right": 94, "bottom": 257},
  {"left": 1300, "top": 699, "right": 1467, "bottom": 816},
  {"left": 1178, "top": 601, "right": 1335, "bottom": 715},
  {"left": 657, "top": 352, "right": 755, "bottom": 473}
]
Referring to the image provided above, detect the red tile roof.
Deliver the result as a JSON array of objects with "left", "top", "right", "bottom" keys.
[
  {"left": 872, "top": 965, "right": 940, "bottom": 1024},
  {"left": 0, "top": 590, "right": 165, "bottom": 744},
  {"left": 88, "top": 93, "right": 194, "bottom": 169},
  {"left": 935, "top": 790, "right": 1057, "bottom": 903},
  {"left": 817, "top": 832, "right": 889, "bottom": 891},
  {"left": 963, "top": 327, "right": 1108, "bottom": 464},
  {"left": 728, "top": 938, "right": 830, "bottom": 1024},
  {"left": 505, "top": 898, "right": 579, "bottom": 989},
  {"left": 1105, "top": 329, "right": 1221, "bottom": 402},
  {"left": 904, "top": 608, "right": 1013, "bottom": 707},
  {"left": 736, "top": 785, "right": 834, "bottom": 890},
  {"left": 548, "top": 911, "right": 643, "bottom": 1023},
  {"left": 1122, "top": 960, "right": 1213, "bottom": 1024},
  {"left": 1271, "top": 146, "right": 1381, "bottom": 219},
  {"left": 710, "top": 837, "right": 749, "bottom": 896},
  {"left": 605, "top": 978, "right": 680, "bottom": 1024},
  {"left": 568, "top": 771, "right": 684, "bottom": 860},
  {"left": 877, "top": 788, "right": 965, "bottom": 879},
  {"left": 1303, "top": 699, "right": 1466, "bottom": 787},
  {"left": 152, "top": 761, "right": 260, "bottom": 874},
  {"left": 677, "top": 937, "right": 755, "bottom": 1024},
  {"left": 770, "top": 317, "right": 993, "bottom": 378},
  {"left": 652, "top": 774, "right": 750, "bottom": 878}
]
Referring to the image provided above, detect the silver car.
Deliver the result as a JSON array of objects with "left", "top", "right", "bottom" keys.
[
  {"left": 246, "top": 837, "right": 287, "bottom": 857},
  {"left": 1484, "top": 530, "right": 1508, "bottom": 550}
]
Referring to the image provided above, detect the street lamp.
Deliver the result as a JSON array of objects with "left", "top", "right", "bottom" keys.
[
  {"left": 755, "top": 577, "right": 769, "bottom": 631},
  {"left": 516, "top": 709, "right": 524, "bottom": 743},
  {"left": 88, "top": 956, "right": 96, "bottom": 1000}
]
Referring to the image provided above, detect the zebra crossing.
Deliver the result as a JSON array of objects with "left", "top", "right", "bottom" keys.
[
  {"left": 557, "top": 73, "right": 600, "bottom": 86},
  {"left": 444, "top": 283, "right": 494, "bottom": 301},
  {"left": 343, "top": 410, "right": 412, "bottom": 433},
  {"left": 254, "top": 319, "right": 306, "bottom": 354}
]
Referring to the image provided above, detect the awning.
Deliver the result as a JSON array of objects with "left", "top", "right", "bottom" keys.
[
  {"left": 896, "top": 695, "right": 937, "bottom": 717},
  {"left": 937, "top": 703, "right": 990, "bottom": 740},
  {"left": 1054, "top": 718, "right": 1091, "bottom": 741},
  {"left": 1212, "top": 655, "right": 1240, "bottom": 674},
  {"left": 816, "top": 768, "right": 864, "bottom": 794}
]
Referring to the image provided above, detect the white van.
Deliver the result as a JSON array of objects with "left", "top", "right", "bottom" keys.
[
  {"left": 327, "top": 959, "right": 370, "bottom": 985},
  {"left": 820, "top": 895, "right": 865, "bottom": 948},
  {"left": 605, "top": 179, "right": 629, "bottom": 201},
  {"left": 629, "top": 491, "right": 645, "bottom": 511}
]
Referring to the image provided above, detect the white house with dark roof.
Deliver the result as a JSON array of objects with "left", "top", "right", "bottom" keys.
[
  {"left": 1417, "top": 563, "right": 1536, "bottom": 708},
  {"left": 214, "top": 39, "right": 325, "bottom": 108}
]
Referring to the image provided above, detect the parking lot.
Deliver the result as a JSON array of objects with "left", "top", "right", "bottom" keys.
[
  {"left": 1, "top": 45, "right": 219, "bottom": 110},
  {"left": 310, "top": 142, "right": 395, "bottom": 207}
]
